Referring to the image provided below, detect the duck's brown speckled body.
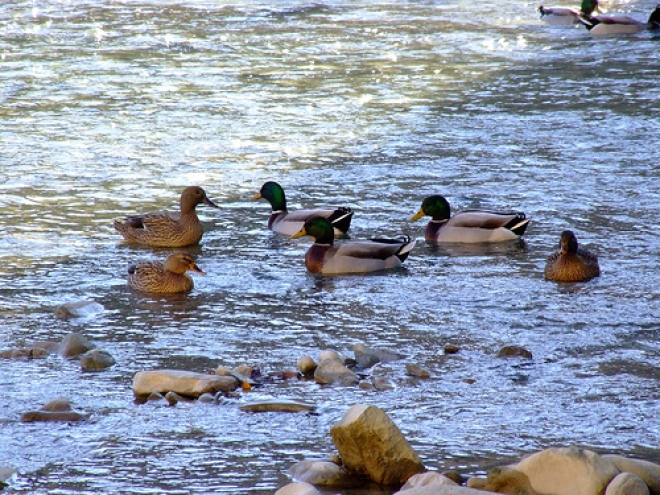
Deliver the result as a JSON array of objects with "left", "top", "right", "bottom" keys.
[
  {"left": 127, "top": 253, "right": 205, "bottom": 293},
  {"left": 114, "top": 186, "right": 218, "bottom": 247},
  {"left": 544, "top": 230, "right": 600, "bottom": 282}
]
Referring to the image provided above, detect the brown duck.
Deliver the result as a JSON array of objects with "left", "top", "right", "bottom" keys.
[
  {"left": 544, "top": 230, "right": 600, "bottom": 282},
  {"left": 114, "top": 186, "right": 219, "bottom": 247},
  {"left": 127, "top": 253, "right": 205, "bottom": 294}
]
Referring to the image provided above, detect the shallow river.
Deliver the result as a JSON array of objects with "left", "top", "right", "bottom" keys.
[{"left": 1, "top": 0, "right": 660, "bottom": 493}]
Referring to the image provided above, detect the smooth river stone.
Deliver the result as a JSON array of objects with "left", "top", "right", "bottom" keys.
[{"left": 133, "top": 369, "right": 238, "bottom": 398}]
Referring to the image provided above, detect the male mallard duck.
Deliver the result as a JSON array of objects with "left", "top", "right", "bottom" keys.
[
  {"left": 291, "top": 216, "right": 416, "bottom": 275},
  {"left": 114, "top": 186, "right": 219, "bottom": 247},
  {"left": 539, "top": 0, "right": 600, "bottom": 24},
  {"left": 578, "top": 4, "right": 660, "bottom": 34},
  {"left": 127, "top": 252, "right": 205, "bottom": 293},
  {"left": 544, "top": 230, "right": 600, "bottom": 282},
  {"left": 252, "top": 181, "right": 353, "bottom": 236},
  {"left": 410, "top": 195, "right": 530, "bottom": 244}
]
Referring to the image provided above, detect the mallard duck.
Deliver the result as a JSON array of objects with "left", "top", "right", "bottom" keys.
[
  {"left": 114, "top": 186, "right": 219, "bottom": 247},
  {"left": 127, "top": 253, "right": 205, "bottom": 293},
  {"left": 410, "top": 195, "right": 530, "bottom": 244},
  {"left": 544, "top": 230, "right": 600, "bottom": 282},
  {"left": 539, "top": 0, "right": 600, "bottom": 24},
  {"left": 252, "top": 181, "right": 353, "bottom": 236},
  {"left": 578, "top": 5, "right": 660, "bottom": 34},
  {"left": 291, "top": 216, "right": 416, "bottom": 275}
]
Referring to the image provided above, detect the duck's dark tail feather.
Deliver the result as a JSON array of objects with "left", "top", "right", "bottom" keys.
[
  {"left": 328, "top": 207, "right": 354, "bottom": 234},
  {"left": 396, "top": 236, "right": 417, "bottom": 262},
  {"left": 504, "top": 214, "right": 531, "bottom": 237}
]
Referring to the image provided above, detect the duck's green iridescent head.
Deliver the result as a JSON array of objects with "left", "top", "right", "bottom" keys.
[
  {"left": 558, "top": 230, "right": 579, "bottom": 255},
  {"left": 410, "top": 195, "right": 451, "bottom": 222},
  {"left": 291, "top": 216, "right": 335, "bottom": 244},
  {"left": 580, "top": 0, "right": 599, "bottom": 15},
  {"left": 252, "top": 181, "right": 287, "bottom": 211}
]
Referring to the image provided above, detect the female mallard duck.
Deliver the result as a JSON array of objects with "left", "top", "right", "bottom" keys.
[
  {"left": 252, "top": 181, "right": 353, "bottom": 236},
  {"left": 291, "top": 216, "right": 416, "bottom": 275},
  {"left": 114, "top": 186, "right": 219, "bottom": 247},
  {"left": 578, "top": 5, "right": 660, "bottom": 34},
  {"left": 538, "top": 0, "right": 600, "bottom": 24},
  {"left": 127, "top": 253, "right": 205, "bottom": 293},
  {"left": 544, "top": 230, "right": 600, "bottom": 282},
  {"left": 409, "top": 195, "right": 530, "bottom": 244}
]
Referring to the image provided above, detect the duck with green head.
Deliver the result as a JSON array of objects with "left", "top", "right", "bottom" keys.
[
  {"left": 410, "top": 195, "right": 530, "bottom": 244},
  {"left": 127, "top": 252, "right": 205, "bottom": 293},
  {"left": 538, "top": 0, "right": 600, "bottom": 24},
  {"left": 291, "top": 216, "right": 416, "bottom": 275},
  {"left": 114, "top": 186, "right": 219, "bottom": 247},
  {"left": 544, "top": 230, "right": 600, "bottom": 282},
  {"left": 252, "top": 181, "right": 353, "bottom": 236}
]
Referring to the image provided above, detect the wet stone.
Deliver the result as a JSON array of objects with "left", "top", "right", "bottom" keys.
[
  {"left": 21, "top": 397, "right": 89, "bottom": 422},
  {"left": 497, "top": 345, "right": 533, "bottom": 359},
  {"left": 59, "top": 333, "right": 95, "bottom": 358},
  {"left": 297, "top": 355, "right": 317, "bottom": 376},
  {"left": 405, "top": 363, "right": 431, "bottom": 378},
  {"left": 239, "top": 400, "right": 316, "bottom": 414},
  {"left": 55, "top": 300, "right": 104, "bottom": 320},
  {"left": 80, "top": 349, "right": 116, "bottom": 371}
]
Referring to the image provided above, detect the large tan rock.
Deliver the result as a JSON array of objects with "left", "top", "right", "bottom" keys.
[
  {"left": 133, "top": 369, "right": 238, "bottom": 398},
  {"left": 605, "top": 473, "right": 650, "bottom": 495},
  {"left": 603, "top": 455, "right": 660, "bottom": 495},
  {"left": 330, "top": 404, "right": 425, "bottom": 485},
  {"left": 515, "top": 447, "right": 619, "bottom": 495}
]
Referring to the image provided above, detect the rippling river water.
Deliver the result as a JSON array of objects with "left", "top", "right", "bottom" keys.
[{"left": 1, "top": 0, "right": 660, "bottom": 493}]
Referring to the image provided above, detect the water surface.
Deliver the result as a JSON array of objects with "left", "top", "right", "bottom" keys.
[{"left": 1, "top": 0, "right": 660, "bottom": 493}]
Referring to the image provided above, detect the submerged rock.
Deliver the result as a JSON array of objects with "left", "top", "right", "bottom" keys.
[
  {"left": 0, "top": 467, "right": 17, "bottom": 489},
  {"left": 405, "top": 363, "right": 430, "bottom": 378},
  {"left": 21, "top": 397, "right": 89, "bottom": 422},
  {"left": 59, "top": 332, "right": 95, "bottom": 358},
  {"left": 353, "top": 343, "right": 404, "bottom": 368},
  {"left": 80, "top": 349, "right": 116, "bottom": 371},
  {"left": 239, "top": 400, "right": 316, "bottom": 414},
  {"left": 55, "top": 300, "right": 104, "bottom": 320},
  {"left": 496, "top": 345, "right": 533, "bottom": 359}
]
